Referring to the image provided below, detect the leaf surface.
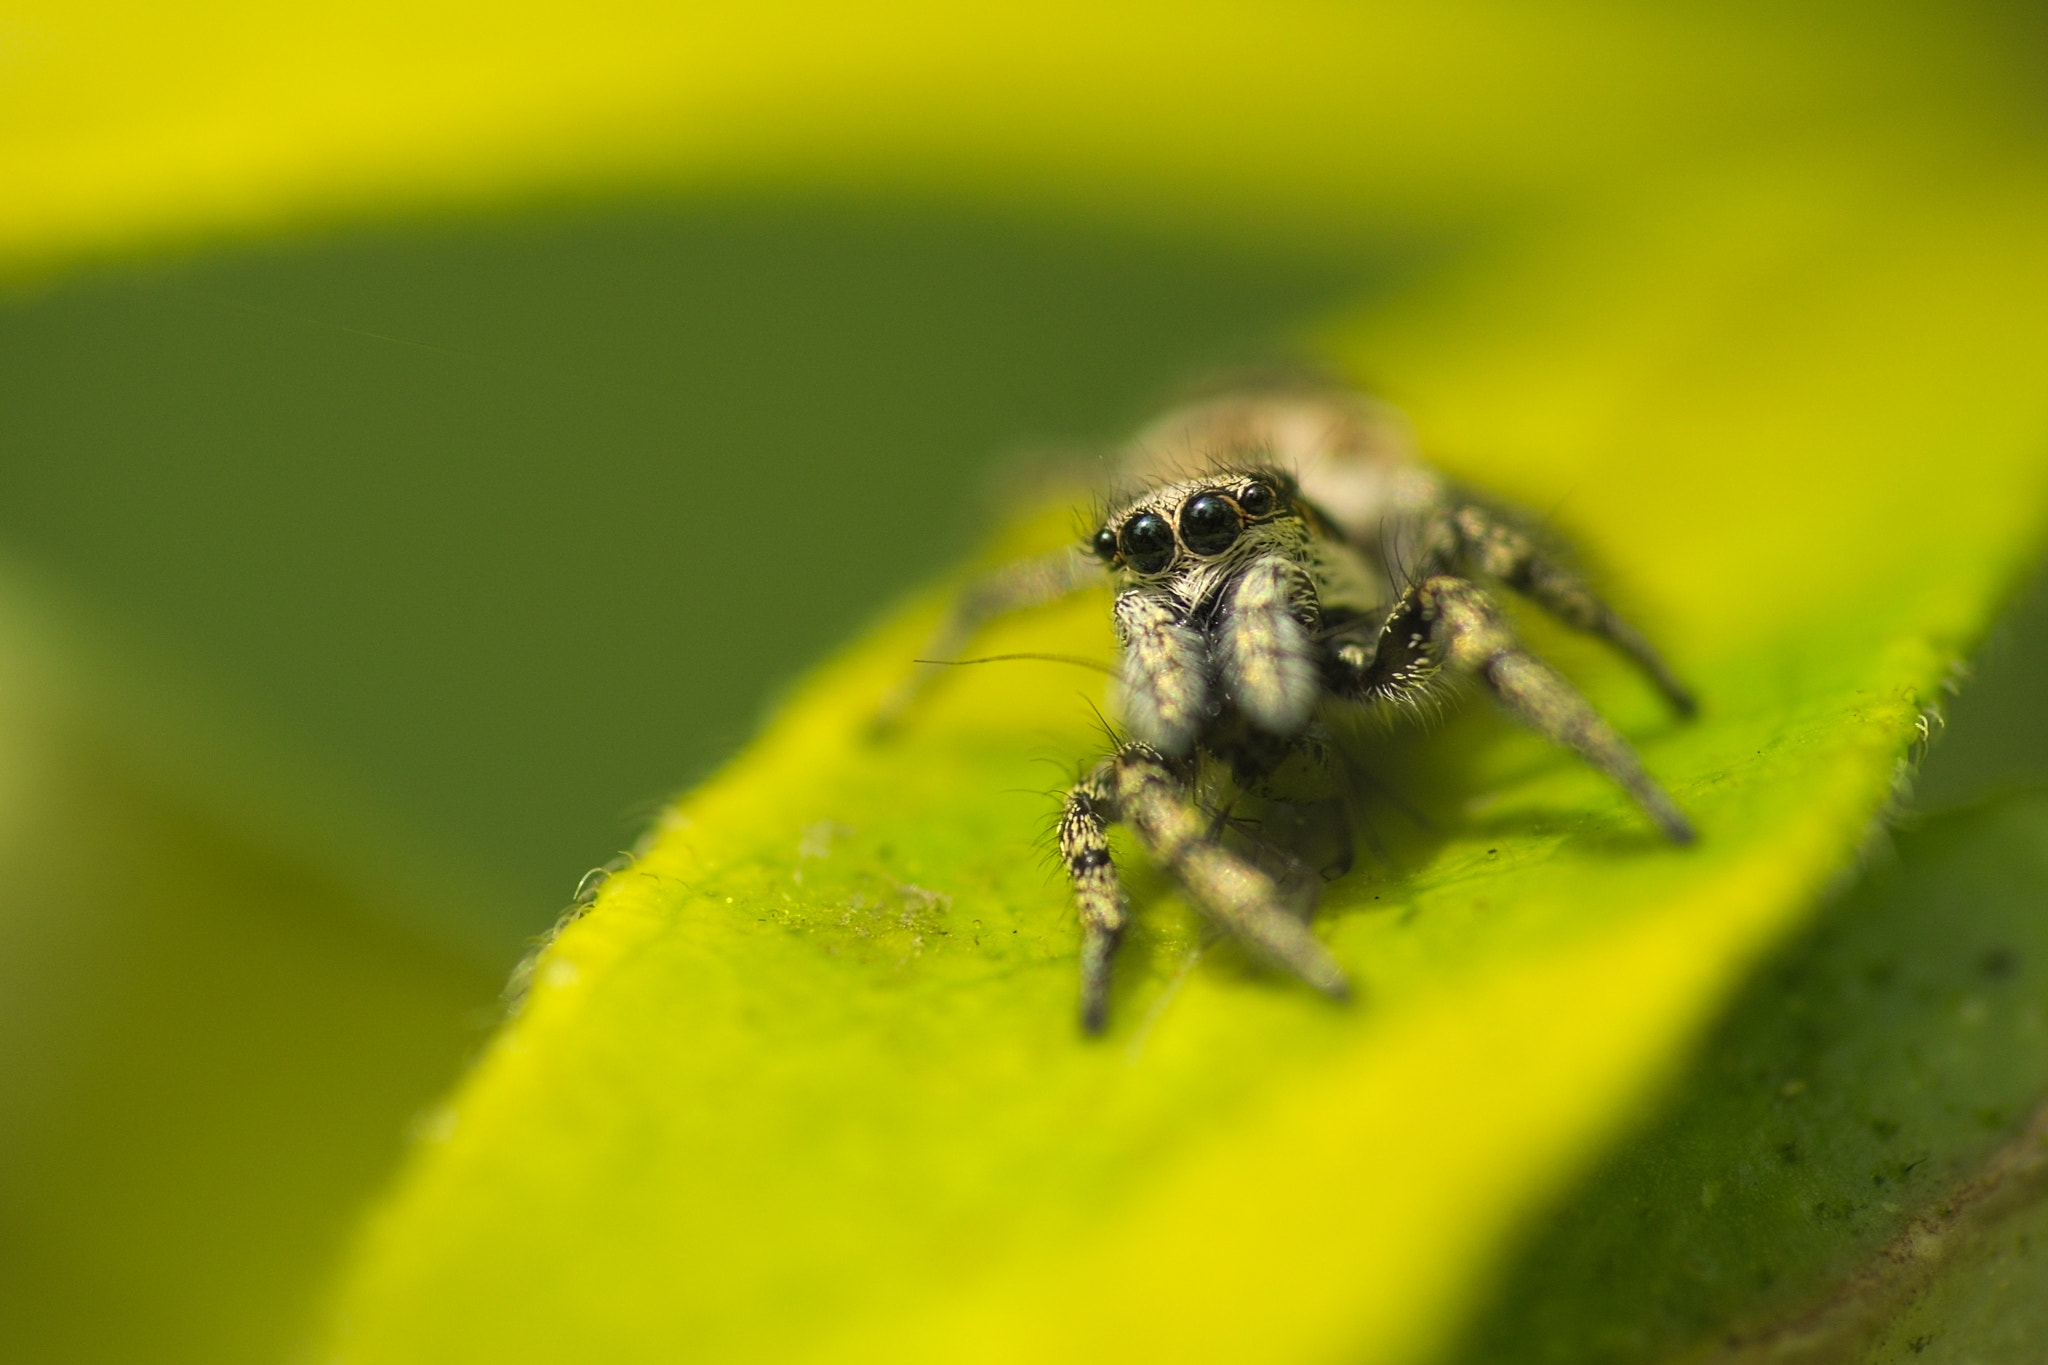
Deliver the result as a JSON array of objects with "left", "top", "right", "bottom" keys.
[
  {"left": 321, "top": 158, "right": 2048, "bottom": 1364},
  {"left": 1444, "top": 572, "right": 2048, "bottom": 1362},
  {"left": 1454, "top": 787, "right": 2048, "bottom": 1362}
]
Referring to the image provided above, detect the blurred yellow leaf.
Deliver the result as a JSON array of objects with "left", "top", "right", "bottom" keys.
[
  {"left": 0, "top": 2, "right": 2016, "bottom": 273},
  {"left": 0, "top": 570, "right": 499, "bottom": 1363}
]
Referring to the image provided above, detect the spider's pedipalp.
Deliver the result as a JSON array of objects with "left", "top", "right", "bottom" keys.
[
  {"left": 1217, "top": 554, "right": 1320, "bottom": 736},
  {"left": 1113, "top": 590, "right": 1209, "bottom": 755}
]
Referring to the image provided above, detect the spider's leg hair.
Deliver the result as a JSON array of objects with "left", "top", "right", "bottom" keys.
[
  {"left": 1059, "top": 757, "right": 1131, "bottom": 1033},
  {"left": 1026, "top": 747, "right": 1082, "bottom": 777},
  {"left": 1377, "top": 511, "right": 1432, "bottom": 599},
  {"left": 915, "top": 652, "right": 1118, "bottom": 677},
  {"left": 1205, "top": 789, "right": 1242, "bottom": 841},
  {"left": 1111, "top": 743, "right": 1349, "bottom": 999},
  {"left": 1079, "top": 693, "right": 1127, "bottom": 756},
  {"left": 1332, "top": 574, "right": 1694, "bottom": 843}
]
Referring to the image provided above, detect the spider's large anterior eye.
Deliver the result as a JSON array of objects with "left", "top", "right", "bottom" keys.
[
  {"left": 1237, "top": 480, "right": 1276, "bottom": 517},
  {"left": 1118, "top": 513, "right": 1177, "bottom": 574},
  {"left": 1091, "top": 527, "right": 1118, "bottom": 561},
  {"left": 1178, "top": 493, "right": 1241, "bottom": 556}
]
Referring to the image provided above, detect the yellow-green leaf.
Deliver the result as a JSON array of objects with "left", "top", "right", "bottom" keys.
[
  {"left": 1451, "top": 579, "right": 2048, "bottom": 1359},
  {"left": 317, "top": 153, "right": 2048, "bottom": 1363}
]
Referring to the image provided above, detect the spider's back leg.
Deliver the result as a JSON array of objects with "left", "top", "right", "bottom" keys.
[{"left": 1430, "top": 501, "right": 1697, "bottom": 717}]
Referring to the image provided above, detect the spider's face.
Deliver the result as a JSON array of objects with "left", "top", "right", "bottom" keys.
[{"left": 1088, "top": 468, "right": 1306, "bottom": 587}]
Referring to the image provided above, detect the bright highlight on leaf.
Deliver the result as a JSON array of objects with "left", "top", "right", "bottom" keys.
[{"left": 0, "top": 2, "right": 2016, "bottom": 278}]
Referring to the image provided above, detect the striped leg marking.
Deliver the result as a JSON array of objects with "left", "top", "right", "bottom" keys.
[
  {"left": 1060, "top": 743, "right": 1350, "bottom": 1032},
  {"left": 1059, "top": 761, "right": 1130, "bottom": 1034}
]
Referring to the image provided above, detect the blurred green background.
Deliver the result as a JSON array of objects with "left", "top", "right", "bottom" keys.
[
  {"left": 0, "top": 196, "right": 1386, "bottom": 1363},
  {"left": 0, "top": 200, "right": 1382, "bottom": 958}
]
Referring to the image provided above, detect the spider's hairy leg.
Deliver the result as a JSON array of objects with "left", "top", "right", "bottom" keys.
[
  {"left": 1113, "top": 590, "right": 1209, "bottom": 756},
  {"left": 1112, "top": 744, "right": 1350, "bottom": 1002},
  {"left": 1058, "top": 760, "right": 1130, "bottom": 1034},
  {"left": 871, "top": 546, "right": 1099, "bottom": 732},
  {"left": 1336, "top": 576, "right": 1696, "bottom": 844},
  {"left": 1217, "top": 554, "right": 1321, "bottom": 736},
  {"left": 1438, "top": 502, "right": 1697, "bottom": 716}
]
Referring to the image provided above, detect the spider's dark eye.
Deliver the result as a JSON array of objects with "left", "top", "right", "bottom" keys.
[
  {"left": 1237, "top": 480, "right": 1277, "bottom": 517},
  {"left": 1091, "top": 526, "right": 1118, "bottom": 561},
  {"left": 1118, "top": 513, "right": 1177, "bottom": 574},
  {"left": 1178, "top": 493, "right": 1241, "bottom": 556}
]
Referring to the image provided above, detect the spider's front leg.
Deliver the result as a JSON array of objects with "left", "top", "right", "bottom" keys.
[
  {"left": 1057, "top": 762, "right": 1132, "bottom": 1034},
  {"left": 1060, "top": 742, "right": 1349, "bottom": 1033},
  {"left": 1333, "top": 575, "right": 1695, "bottom": 843}
]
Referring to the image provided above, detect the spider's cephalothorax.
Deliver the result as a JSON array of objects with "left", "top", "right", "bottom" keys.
[
  {"left": 1089, "top": 468, "right": 1362, "bottom": 762},
  {"left": 881, "top": 386, "right": 1697, "bottom": 1032}
]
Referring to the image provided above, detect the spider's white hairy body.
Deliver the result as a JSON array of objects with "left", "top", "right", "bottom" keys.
[{"left": 891, "top": 385, "right": 1696, "bottom": 1032}]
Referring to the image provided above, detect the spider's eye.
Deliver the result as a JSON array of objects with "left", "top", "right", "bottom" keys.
[
  {"left": 1237, "top": 480, "right": 1277, "bottom": 517},
  {"left": 1091, "top": 527, "right": 1118, "bottom": 561},
  {"left": 1178, "top": 493, "right": 1241, "bottom": 556},
  {"left": 1118, "top": 513, "right": 1177, "bottom": 574}
]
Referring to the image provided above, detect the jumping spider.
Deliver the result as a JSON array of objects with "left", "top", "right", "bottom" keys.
[{"left": 880, "top": 386, "right": 1695, "bottom": 1032}]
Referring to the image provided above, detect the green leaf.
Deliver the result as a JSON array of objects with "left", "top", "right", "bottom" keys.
[
  {"left": 317, "top": 150, "right": 2048, "bottom": 1363},
  {"left": 4, "top": 4, "right": 2041, "bottom": 1361},
  {"left": 1865, "top": 1161, "right": 2048, "bottom": 1364},
  {"left": 1451, "top": 789, "right": 2048, "bottom": 1362}
]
